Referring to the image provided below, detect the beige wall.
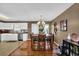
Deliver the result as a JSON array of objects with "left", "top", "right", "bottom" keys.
[{"left": 51, "top": 4, "right": 79, "bottom": 44}]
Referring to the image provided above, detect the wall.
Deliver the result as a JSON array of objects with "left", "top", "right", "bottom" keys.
[{"left": 51, "top": 4, "right": 79, "bottom": 44}]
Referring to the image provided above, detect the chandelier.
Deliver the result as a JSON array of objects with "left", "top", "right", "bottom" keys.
[
  {"left": 37, "top": 15, "right": 45, "bottom": 25},
  {"left": 37, "top": 15, "right": 45, "bottom": 34}
]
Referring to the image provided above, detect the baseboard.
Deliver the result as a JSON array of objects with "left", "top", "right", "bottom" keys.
[{"left": 54, "top": 41, "right": 59, "bottom": 47}]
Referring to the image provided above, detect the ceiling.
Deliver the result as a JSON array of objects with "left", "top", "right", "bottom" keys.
[{"left": 0, "top": 3, "right": 74, "bottom": 21}]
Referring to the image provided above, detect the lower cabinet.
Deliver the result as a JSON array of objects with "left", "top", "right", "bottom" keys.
[
  {"left": 1, "top": 33, "right": 18, "bottom": 41},
  {"left": 23, "top": 34, "right": 28, "bottom": 41},
  {"left": 0, "top": 33, "right": 28, "bottom": 42}
]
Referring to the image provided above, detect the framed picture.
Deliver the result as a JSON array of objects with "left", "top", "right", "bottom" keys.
[
  {"left": 60, "top": 19, "right": 67, "bottom": 31},
  {"left": 54, "top": 22, "right": 57, "bottom": 34}
]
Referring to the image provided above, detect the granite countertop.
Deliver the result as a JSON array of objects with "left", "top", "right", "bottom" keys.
[{"left": 0, "top": 41, "right": 23, "bottom": 56}]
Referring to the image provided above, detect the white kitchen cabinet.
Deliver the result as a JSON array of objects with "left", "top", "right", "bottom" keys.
[
  {"left": 1, "top": 33, "right": 18, "bottom": 41},
  {"left": 0, "top": 23, "right": 13, "bottom": 29},
  {"left": 23, "top": 34, "right": 28, "bottom": 41},
  {"left": 14, "top": 23, "right": 28, "bottom": 30},
  {"left": 0, "top": 23, "right": 28, "bottom": 30}
]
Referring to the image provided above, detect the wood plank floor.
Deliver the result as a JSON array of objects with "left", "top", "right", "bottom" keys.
[{"left": 10, "top": 40, "right": 58, "bottom": 56}]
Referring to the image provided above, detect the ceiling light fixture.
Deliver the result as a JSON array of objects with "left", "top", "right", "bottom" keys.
[{"left": 37, "top": 15, "right": 45, "bottom": 25}]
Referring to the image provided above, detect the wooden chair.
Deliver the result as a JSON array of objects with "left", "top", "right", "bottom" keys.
[
  {"left": 38, "top": 34, "right": 46, "bottom": 51},
  {"left": 31, "top": 34, "right": 39, "bottom": 51},
  {"left": 45, "top": 35, "right": 53, "bottom": 51}
]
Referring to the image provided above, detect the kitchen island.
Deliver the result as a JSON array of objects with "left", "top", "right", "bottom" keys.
[{"left": 0, "top": 33, "right": 28, "bottom": 41}]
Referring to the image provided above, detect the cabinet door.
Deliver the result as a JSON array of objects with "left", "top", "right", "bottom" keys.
[
  {"left": 0, "top": 23, "right": 13, "bottom": 29},
  {"left": 23, "top": 34, "right": 28, "bottom": 41},
  {"left": 1, "top": 34, "right": 18, "bottom": 41}
]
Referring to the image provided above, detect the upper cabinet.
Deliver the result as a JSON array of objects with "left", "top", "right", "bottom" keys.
[
  {"left": 13, "top": 23, "right": 28, "bottom": 30},
  {"left": 0, "top": 23, "right": 13, "bottom": 29},
  {"left": 0, "top": 22, "right": 28, "bottom": 30}
]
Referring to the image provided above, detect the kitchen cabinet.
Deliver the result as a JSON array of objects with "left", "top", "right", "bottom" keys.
[
  {"left": 1, "top": 33, "right": 18, "bottom": 41},
  {"left": 23, "top": 34, "right": 28, "bottom": 41}
]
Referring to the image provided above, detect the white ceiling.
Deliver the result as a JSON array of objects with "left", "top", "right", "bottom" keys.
[{"left": 0, "top": 3, "right": 74, "bottom": 21}]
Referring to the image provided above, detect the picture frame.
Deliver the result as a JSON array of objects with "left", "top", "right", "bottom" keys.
[{"left": 60, "top": 19, "right": 67, "bottom": 31}]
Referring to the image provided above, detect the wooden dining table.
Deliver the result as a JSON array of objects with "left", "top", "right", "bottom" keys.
[{"left": 31, "top": 34, "right": 54, "bottom": 51}]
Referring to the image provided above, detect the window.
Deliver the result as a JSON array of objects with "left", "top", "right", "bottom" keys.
[
  {"left": 31, "top": 24, "right": 49, "bottom": 34},
  {"left": 32, "top": 24, "right": 39, "bottom": 34},
  {"left": 44, "top": 24, "right": 49, "bottom": 34}
]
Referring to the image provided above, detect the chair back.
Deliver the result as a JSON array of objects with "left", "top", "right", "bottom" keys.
[{"left": 38, "top": 34, "right": 46, "bottom": 41}]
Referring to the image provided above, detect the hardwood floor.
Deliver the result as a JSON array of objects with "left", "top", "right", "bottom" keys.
[{"left": 10, "top": 40, "right": 58, "bottom": 56}]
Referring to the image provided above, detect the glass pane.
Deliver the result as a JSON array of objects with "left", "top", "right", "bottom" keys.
[
  {"left": 32, "top": 24, "right": 39, "bottom": 34},
  {"left": 44, "top": 24, "right": 49, "bottom": 34}
]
